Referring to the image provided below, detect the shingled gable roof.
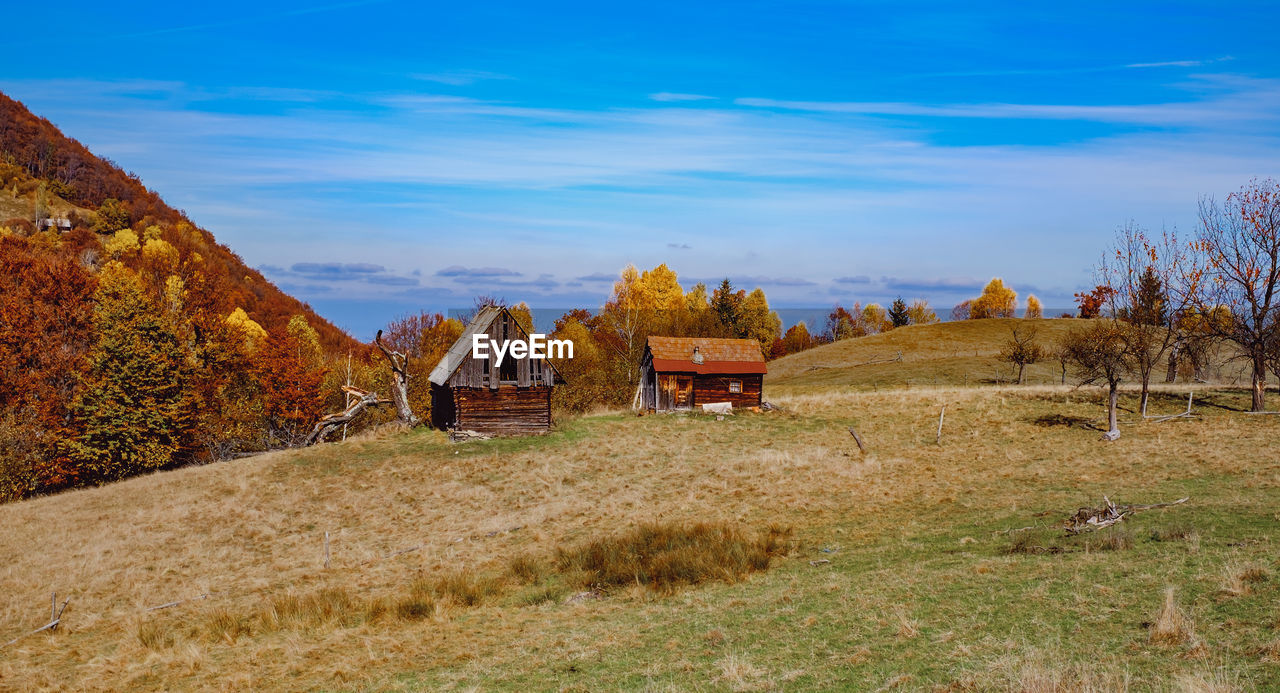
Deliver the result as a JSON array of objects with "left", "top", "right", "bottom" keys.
[
  {"left": 427, "top": 306, "right": 563, "bottom": 387},
  {"left": 645, "top": 336, "right": 767, "bottom": 375}
]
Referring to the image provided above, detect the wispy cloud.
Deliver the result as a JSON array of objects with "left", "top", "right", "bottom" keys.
[
  {"left": 409, "top": 70, "right": 513, "bottom": 86},
  {"left": 880, "top": 276, "right": 986, "bottom": 294},
  {"left": 436, "top": 265, "right": 523, "bottom": 279},
  {"left": 649, "top": 92, "right": 715, "bottom": 102},
  {"left": 667, "top": 242, "right": 691, "bottom": 249},
  {"left": 913, "top": 56, "right": 1235, "bottom": 79},
  {"left": 291, "top": 262, "right": 386, "bottom": 277},
  {"left": 735, "top": 78, "right": 1280, "bottom": 125}
]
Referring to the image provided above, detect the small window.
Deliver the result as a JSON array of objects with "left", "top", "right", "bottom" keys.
[{"left": 729, "top": 380, "right": 742, "bottom": 393}]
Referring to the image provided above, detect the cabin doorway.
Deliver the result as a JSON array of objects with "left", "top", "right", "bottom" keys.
[
  {"left": 675, "top": 376, "right": 693, "bottom": 409},
  {"left": 657, "top": 374, "right": 695, "bottom": 411}
]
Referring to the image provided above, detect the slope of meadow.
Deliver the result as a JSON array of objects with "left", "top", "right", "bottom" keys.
[
  {"left": 768, "top": 317, "right": 1090, "bottom": 391},
  {"left": 2, "top": 322, "right": 1279, "bottom": 690}
]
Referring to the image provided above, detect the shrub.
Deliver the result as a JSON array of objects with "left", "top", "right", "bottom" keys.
[{"left": 555, "top": 521, "right": 790, "bottom": 594}]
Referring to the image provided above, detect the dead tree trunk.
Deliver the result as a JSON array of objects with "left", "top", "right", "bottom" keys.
[
  {"left": 1251, "top": 351, "right": 1267, "bottom": 412},
  {"left": 375, "top": 329, "right": 419, "bottom": 425},
  {"left": 1102, "top": 381, "right": 1121, "bottom": 441},
  {"left": 305, "top": 386, "right": 392, "bottom": 445},
  {"left": 1165, "top": 342, "right": 1179, "bottom": 383}
]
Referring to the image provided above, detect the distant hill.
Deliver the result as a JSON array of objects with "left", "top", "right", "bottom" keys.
[
  {"left": 767, "top": 317, "right": 1089, "bottom": 390},
  {"left": 0, "top": 90, "right": 354, "bottom": 353}
]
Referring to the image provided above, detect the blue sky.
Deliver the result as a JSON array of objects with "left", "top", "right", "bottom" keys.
[{"left": 5, "top": 1, "right": 1280, "bottom": 338}]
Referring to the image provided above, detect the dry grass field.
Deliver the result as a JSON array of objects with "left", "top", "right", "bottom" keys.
[
  {"left": 2, "top": 319, "right": 1279, "bottom": 691},
  {"left": 0, "top": 186, "right": 92, "bottom": 226},
  {"left": 767, "top": 317, "right": 1251, "bottom": 392}
]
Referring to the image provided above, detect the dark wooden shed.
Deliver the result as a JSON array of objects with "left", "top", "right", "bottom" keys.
[
  {"left": 428, "top": 306, "right": 561, "bottom": 435},
  {"left": 636, "top": 336, "right": 766, "bottom": 412}
]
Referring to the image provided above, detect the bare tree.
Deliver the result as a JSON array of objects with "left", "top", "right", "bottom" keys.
[
  {"left": 1061, "top": 322, "right": 1131, "bottom": 441},
  {"left": 1191, "top": 179, "right": 1280, "bottom": 411},
  {"left": 1097, "top": 222, "right": 1193, "bottom": 416},
  {"left": 375, "top": 330, "right": 418, "bottom": 426},
  {"left": 999, "top": 325, "right": 1043, "bottom": 384}
]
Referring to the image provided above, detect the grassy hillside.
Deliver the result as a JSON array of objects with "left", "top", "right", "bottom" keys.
[
  {"left": 2, "top": 378, "right": 1279, "bottom": 689},
  {"left": 0, "top": 185, "right": 93, "bottom": 225},
  {"left": 768, "top": 318, "right": 1088, "bottom": 391}
]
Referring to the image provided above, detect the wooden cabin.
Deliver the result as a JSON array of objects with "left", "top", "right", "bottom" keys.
[
  {"left": 428, "top": 306, "right": 561, "bottom": 436},
  {"left": 636, "top": 336, "right": 766, "bottom": 412}
]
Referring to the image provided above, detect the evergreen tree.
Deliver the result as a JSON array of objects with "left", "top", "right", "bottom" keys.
[
  {"left": 711, "top": 278, "right": 742, "bottom": 335},
  {"left": 70, "top": 262, "right": 188, "bottom": 481},
  {"left": 1125, "top": 267, "right": 1167, "bottom": 326},
  {"left": 888, "top": 297, "right": 909, "bottom": 328}
]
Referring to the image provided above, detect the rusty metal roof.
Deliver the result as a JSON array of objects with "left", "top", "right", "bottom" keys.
[{"left": 645, "top": 336, "right": 766, "bottom": 374}]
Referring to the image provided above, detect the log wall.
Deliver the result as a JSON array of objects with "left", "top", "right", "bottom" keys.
[
  {"left": 692, "top": 374, "right": 762, "bottom": 409},
  {"left": 453, "top": 385, "right": 552, "bottom": 435}
]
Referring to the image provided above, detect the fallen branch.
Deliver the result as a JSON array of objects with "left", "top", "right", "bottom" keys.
[
  {"left": 1063, "top": 496, "right": 1189, "bottom": 535},
  {"left": 305, "top": 386, "right": 392, "bottom": 446},
  {"left": 1148, "top": 392, "right": 1197, "bottom": 423},
  {"left": 2, "top": 595, "right": 69, "bottom": 649}
]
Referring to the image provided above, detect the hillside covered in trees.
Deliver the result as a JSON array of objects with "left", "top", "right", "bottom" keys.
[{"left": 0, "top": 91, "right": 371, "bottom": 500}]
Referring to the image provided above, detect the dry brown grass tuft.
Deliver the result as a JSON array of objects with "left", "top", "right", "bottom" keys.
[
  {"left": 1254, "top": 639, "right": 1280, "bottom": 663},
  {"left": 555, "top": 521, "right": 790, "bottom": 594},
  {"left": 1218, "top": 562, "right": 1268, "bottom": 598},
  {"left": 1085, "top": 527, "right": 1134, "bottom": 552},
  {"left": 506, "top": 552, "right": 547, "bottom": 584},
  {"left": 1150, "top": 524, "right": 1199, "bottom": 543},
  {"left": 202, "top": 606, "right": 252, "bottom": 644},
  {"left": 1004, "top": 530, "right": 1063, "bottom": 556},
  {"left": 1174, "top": 669, "right": 1245, "bottom": 692},
  {"left": 1011, "top": 661, "right": 1130, "bottom": 692},
  {"left": 1148, "top": 588, "right": 1195, "bottom": 647},
  {"left": 714, "top": 653, "right": 772, "bottom": 692},
  {"left": 428, "top": 568, "right": 504, "bottom": 607},
  {"left": 135, "top": 618, "right": 175, "bottom": 650}
]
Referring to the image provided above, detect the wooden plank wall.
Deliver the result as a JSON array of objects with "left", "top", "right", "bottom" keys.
[
  {"left": 455, "top": 386, "right": 552, "bottom": 435},
  {"left": 692, "top": 374, "right": 762, "bottom": 409}
]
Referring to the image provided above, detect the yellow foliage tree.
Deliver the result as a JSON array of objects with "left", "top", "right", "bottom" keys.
[
  {"left": 287, "top": 315, "right": 323, "bottom": 367},
  {"left": 906, "top": 299, "right": 938, "bottom": 324},
  {"left": 637, "top": 263, "right": 685, "bottom": 314},
  {"left": 970, "top": 278, "right": 1017, "bottom": 319},
  {"left": 1025, "top": 294, "right": 1043, "bottom": 319},
  {"left": 226, "top": 307, "right": 267, "bottom": 352},
  {"left": 739, "top": 288, "right": 782, "bottom": 354},
  {"left": 104, "top": 228, "right": 140, "bottom": 257},
  {"left": 509, "top": 302, "right": 535, "bottom": 334},
  {"left": 141, "top": 238, "right": 180, "bottom": 273},
  {"left": 861, "top": 303, "right": 891, "bottom": 334}
]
